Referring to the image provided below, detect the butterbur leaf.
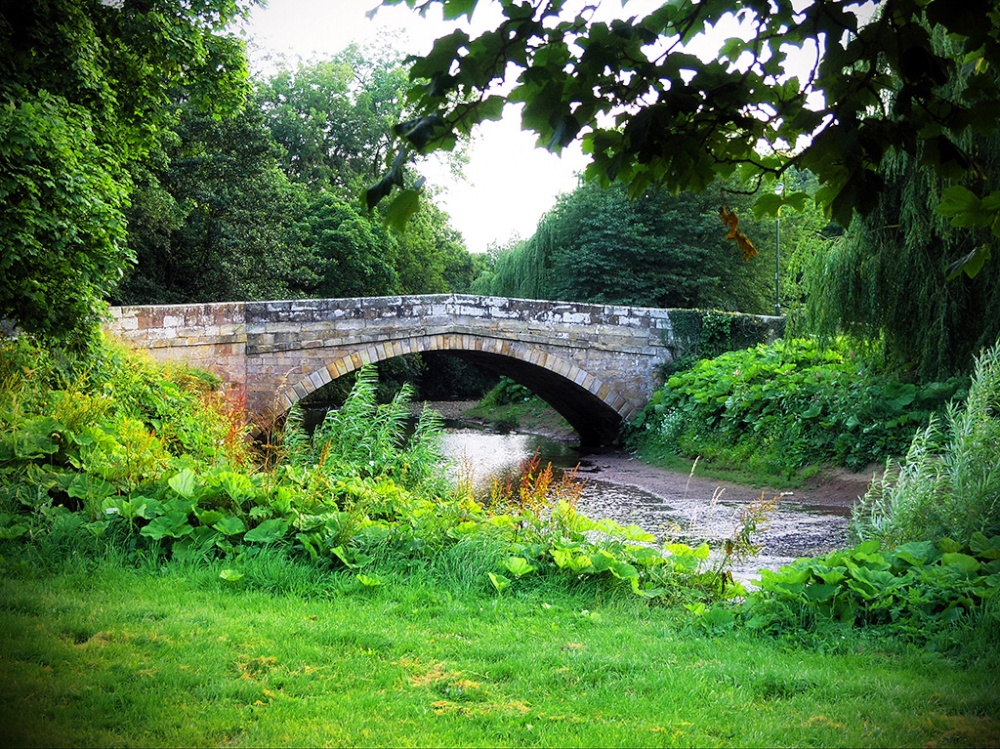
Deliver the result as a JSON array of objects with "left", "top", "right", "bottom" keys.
[
  {"left": 67, "top": 474, "right": 116, "bottom": 502},
  {"left": 219, "top": 569, "right": 243, "bottom": 582},
  {"left": 195, "top": 509, "right": 226, "bottom": 526},
  {"left": 488, "top": 571, "right": 510, "bottom": 593},
  {"left": 937, "top": 538, "right": 964, "bottom": 553},
  {"left": 140, "top": 511, "right": 193, "bottom": 540},
  {"left": 504, "top": 556, "right": 536, "bottom": 577},
  {"left": 802, "top": 583, "right": 839, "bottom": 603},
  {"left": 969, "top": 532, "right": 1000, "bottom": 559},
  {"left": 212, "top": 515, "right": 246, "bottom": 536},
  {"left": 941, "top": 552, "right": 981, "bottom": 574},
  {"left": 620, "top": 525, "right": 656, "bottom": 543},
  {"left": 630, "top": 578, "right": 665, "bottom": 598},
  {"left": 894, "top": 540, "right": 938, "bottom": 566},
  {"left": 84, "top": 520, "right": 111, "bottom": 537},
  {"left": 609, "top": 560, "right": 639, "bottom": 580},
  {"left": 243, "top": 518, "right": 289, "bottom": 544},
  {"left": 168, "top": 468, "right": 198, "bottom": 499},
  {"left": 356, "top": 574, "right": 383, "bottom": 587}
]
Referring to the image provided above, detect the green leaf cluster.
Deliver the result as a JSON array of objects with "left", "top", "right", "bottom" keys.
[
  {"left": 630, "top": 338, "right": 967, "bottom": 474},
  {"left": 476, "top": 179, "right": 775, "bottom": 313},
  {"left": 5, "top": 333, "right": 1000, "bottom": 654},
  {"left": 0, "top": 337, "right": 736, "bottom": 605},
  {"left": 375, "top": 0, "right": 1000, "bottom": 262},
  {"left": 1, "top": 0, "right": 253, "bottom": 343},
  {"left": 741, "top": 536, "right": 1000, "bottom": 647},
  {"left": 805, "top": 132, "right": 1000, "bottom": 380},
  {"left": 851, "top": 342, "right": 1000, "bottom": 546}
]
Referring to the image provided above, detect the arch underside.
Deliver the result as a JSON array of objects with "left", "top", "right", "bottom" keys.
[{"left": 273, "top": 333, "right": 630, "bottom": 447}]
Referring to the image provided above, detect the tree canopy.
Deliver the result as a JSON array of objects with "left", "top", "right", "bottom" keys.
[
  {"left": 375, "top": 0, "right": 1000, "bottom": 276},
  {"left": 477, "top": 178, "right": 774, "bottom": 311},
  {"left": 1, "top": 0, "right": 253, "bottom": 343}
]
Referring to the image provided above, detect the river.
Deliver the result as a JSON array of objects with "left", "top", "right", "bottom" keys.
[{"left": 439, "top": 424, "right": 853, "bottom": 583}]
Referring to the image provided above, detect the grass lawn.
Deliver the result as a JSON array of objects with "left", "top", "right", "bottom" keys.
[{"left": 1, "top": 556, "right": 997, "bottom": 748}]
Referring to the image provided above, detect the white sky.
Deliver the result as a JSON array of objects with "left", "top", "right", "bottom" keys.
[{"left": 241, "top": 0, "right": 598, "bottom": 254}]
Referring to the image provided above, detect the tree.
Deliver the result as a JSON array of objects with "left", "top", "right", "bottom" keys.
[
  {"left": 374, "top": 0, "right": 1000, "bottom": 277},
  {"left": 392, "top": 198, "right": 475, "bottom": 293},
  {"left": 806, "top": 133, "right": 1000, "bottom": 378},
  {"left": 115, "top": 104, "right": 315, "bottom": 305},
  {"left": 256, "top": 45, "right": 412, "bottom": 196},
  {"left": 1, "top": 0, "right": 253, "bottom": 343},
  {"left": 296, "top": 195, "right": 400, "bottom": 298},
  {"left": 479, "top": 179, "right": 774, "bottom": 311}
]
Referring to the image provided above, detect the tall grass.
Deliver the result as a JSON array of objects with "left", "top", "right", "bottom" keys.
[
  {"left": 282, "top": 366, "right": 446, "bottom": 494},
  {"left": 851, "top": 342, "right": 1000, "bottom": 545}
]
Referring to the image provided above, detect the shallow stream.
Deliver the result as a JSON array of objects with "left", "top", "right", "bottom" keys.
[{"left": 440, "top": 425, "right": 851, "bottom": 583}]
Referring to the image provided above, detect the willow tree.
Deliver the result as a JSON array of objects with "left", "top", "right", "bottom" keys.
[{"left": 806, "top": 134, "right": 1000, "bottom": 379}]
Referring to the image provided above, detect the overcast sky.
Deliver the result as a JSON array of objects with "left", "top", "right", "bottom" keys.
[{"left": 240, "top": 0, "right": 598, "bottom": 254}]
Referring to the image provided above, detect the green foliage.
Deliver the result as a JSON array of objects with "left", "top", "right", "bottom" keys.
[
  {"left": 740, "top": 536, "right": 1000, "bottom": 649},
  {"left": 295, "top": 195, "right": 400, "bottom": 298},
  {"left": 256, "top": 46, "right": 411, "bottom": 195},
  {"left": 479, "top": 180, "right": 774, "bottom": 312},
  {"left": 630, "top": 338, "right": 966, "bottom": 475},
  {"left": 0, "top": 90, "right": 130, "bottom": 343},
  {"left": 477, "top": 376, "right": 533, "bottom": 409},
  {"left": 806, "top": 134, "right": 1000, "bottom": 379},
  {"left": 851, "top": 343, "right": 1000, "bottom": 546},
  {"left": 115, "top": 103, "right": 316, "bottom": 305},
  {"left": 376, "top": 0, "right": 1000, "bottom": 266},
  {"left": 253, "top": 47, "right": 475, "bottom": 298},
  {"left": 0, "top": 339, "right": 739, "bottom": 605},
  {"left": 283, "top": 366, "right": 446, "bottom": 494},
  {"left": 5, "top": 333, "right": 1000, "bottom": 674},
  {"left": 0, "top": 0, "right": 253, "bottom": 342},
  {"left": 662, "top": 309, "right": 781, "bottom": 375}
]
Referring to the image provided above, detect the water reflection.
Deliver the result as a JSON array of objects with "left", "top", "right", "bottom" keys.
[{"left": 440, "top": 425, "right": 849, "bottom": 581}]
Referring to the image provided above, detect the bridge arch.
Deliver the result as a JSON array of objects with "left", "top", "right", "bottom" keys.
[{"left": 276, "top": 332, "right": 627, "bottom": 446}]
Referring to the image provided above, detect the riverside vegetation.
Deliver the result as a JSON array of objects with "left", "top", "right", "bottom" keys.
[{"left": 1, "top": 335, "right": 999, "bottom": 747}]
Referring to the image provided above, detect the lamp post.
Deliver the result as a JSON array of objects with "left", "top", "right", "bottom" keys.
[{"left": 774, "top": 182, "right": 784, "bottom": 316}]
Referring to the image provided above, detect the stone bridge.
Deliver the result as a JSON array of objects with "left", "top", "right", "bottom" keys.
[{"left": 105, "top": 294, "right": 780, "bottom": 446}]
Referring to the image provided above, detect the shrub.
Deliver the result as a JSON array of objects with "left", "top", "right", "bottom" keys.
[
  {"left": 736, "top": 535, "right": 1000, "bottom": 649},
  {"left": 629, "top": 338, "right": 966, "bottom": 475},
  {"left": 851, "top": 342, "right": 1000, "bottom": 546}
]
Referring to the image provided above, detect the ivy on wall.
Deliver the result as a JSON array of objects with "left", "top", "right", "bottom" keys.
[{"left": 663, "top": 310, "right": 784, "bottom": 375}]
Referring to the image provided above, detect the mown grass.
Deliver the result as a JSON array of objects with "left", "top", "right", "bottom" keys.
[{"left": 2, "top": 554, "right": 997, "bottom": 748}]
